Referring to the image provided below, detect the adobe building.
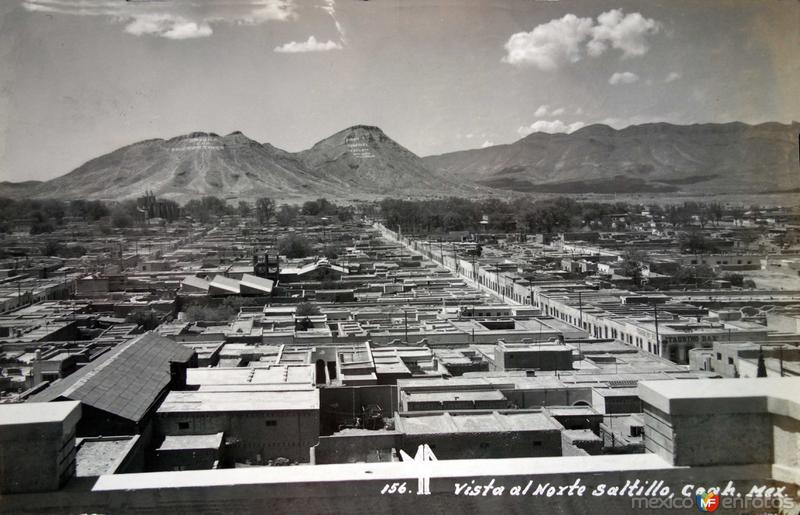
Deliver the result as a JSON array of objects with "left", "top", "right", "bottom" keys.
[
  {"left": 395, "top": 410, "right": 563, "bottom": 460},
  {"left": 639, "top": 377, "right": 800, "bottom": 471},
  {"left": 155, "top": 389, "right": 320, "bottom": 464},
  {"left": 493, "top": 340, "right": 573, "bottom": 371},
  {"left": 0, "top": 401, "right": 81, "bottom": 493}
]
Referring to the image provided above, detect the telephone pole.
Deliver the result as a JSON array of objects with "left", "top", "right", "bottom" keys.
[
  {"left": 404, "top": 310, "right": 408, "bottom": 343},
  {"left": 653, "top": 302, "right": 660, "bottom": 355}
]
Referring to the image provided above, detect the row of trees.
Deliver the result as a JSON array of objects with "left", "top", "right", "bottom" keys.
[
  {"left": 380, "top": 197, "right": 759, "bottom": 236},
  {"left": 380, "top": 197, "right": 631, "bottom": 235},
  {"left": 0, "top": 194, "right": 357, "bottom": 234}
]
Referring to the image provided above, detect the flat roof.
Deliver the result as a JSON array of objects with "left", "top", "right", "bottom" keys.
[
  {"left": 76, "top": 436, "right": 138, "bottom": 477},
  {"left": 396, "top": 411, "right": 561, "bottom": 435},
  {"left": 405, "top": 391, "right": 506, "bottom": 402},
  {"left": 638, "top": 377, "right": 800, "bottom": 418},
  {"left": 0, "top": 400, "right": 80, "bottom": 426},
  {"left": 158, "top": 433, "right": 224, "bottom": 451},
  {"left": 157, "top": 390, "right": 319, "bottom": 413},
  {"left": 186, "top": 366, "right": 314, "bottom": 386}
]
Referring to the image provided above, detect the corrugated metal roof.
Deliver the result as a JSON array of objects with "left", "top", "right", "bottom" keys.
[
  {"left": 239, "top": 274, "right": 274, "bottom": 293},
  {"left": 209, "top": 275, "right": 240, "bottom": 293},
  {"left": 28, "top": 332, "right": 195, "bottom": 423}
]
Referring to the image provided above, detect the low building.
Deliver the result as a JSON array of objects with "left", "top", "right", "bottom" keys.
[
  {"left": 152, "top": 433, "right": 224, "bottom": 471},
  {"left": 395, "top": 410, "right": 563, "bottom": 460},
  {"left": 493, "top": 341, "right": 573, "bottom": 371},
  {"left": 155, "top": 389, "right": 320, "bottom": 464},
  {"left": 0, "top": 401, "right": 81, "bottom": 493}
]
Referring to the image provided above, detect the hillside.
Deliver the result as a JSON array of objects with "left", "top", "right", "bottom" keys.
[
  {"left": 424, "top": 122, "right": 800, "bottom": 194},
  {"left": 27, "top": 131, "right": 343, "bottom": 202},
  {"left": 20, "top": 127, "right": 465, "bottom": 202},
  {"left": 297, "top": 125, "right": 471, "bottom": 195},
  {"left": 6, "top": 121, "right": 798, "bottom": 201}
]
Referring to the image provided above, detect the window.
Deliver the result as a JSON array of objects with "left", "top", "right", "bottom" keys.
[
  {"left": 728, "top": 357, "right": 734, "bottom": 365},
  {"left": 479, "top": 442, "right": 490, "bottom": 449},
  {"left": 716, "top": 353, "right": 721, "bottom": 360},
  {"left": 178, "top": 422, "right": 189, "bottom": 430},
  {"left": 265, "top": 420, "right": 277, "bottom": 427},
  {"left": 532, "top": 441, "right": 542, "bottom": 447}
]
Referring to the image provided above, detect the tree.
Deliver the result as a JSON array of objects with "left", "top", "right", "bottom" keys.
[
  {"left": 708, "top": 202, "right": 724, "bottom": 227},
  {"left": 665, "top": 204, "right": 691, "bottom": 228},
  {"left": 256, "top": 198, "right": 275, "bottom": 224},
  {"left": 183, "top": 196, "right": 231, "bottom": 222},
  {"left": 722, "top": 273, "right": 744, "bottom": 287},
  {"left": 111, "top": 207, "right": 134, "bottom": 228},
  {"left": 619, "top": 250, "right": 647, "bottom": 287},
  {"left": 323, "top": 246, "right": 339, "bottom": 260},
  {"left": 295, "top": 302, "right": 321, "bottom": 316},
  {"left": 42, "top": 241, "right": 86, "bottom": 258},
  {"left": 276, "top": 204, "right": 299, "bottom": 226},
  {"left": 672, "top": 264, "right": 717, "bottom": 287},
  {"left": 680, "top": 231, "right": 718, "bottom": 254},
  {"left": 237, "top": 201, "right": 252, "bottom": 218},
  {"left": 41, "top": 199, "right": 65, "bottom": 225},
  {"left": 29, "top": 212, "right": 55, "bottom": 234},
  {"left": 278, "top": 233, "right": 313, "bottom": 258},
  {"left": 302, "top": 198, "right": 334, "bottom": 217}
]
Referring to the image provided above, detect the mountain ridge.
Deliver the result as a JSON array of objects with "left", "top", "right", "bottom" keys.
[
  {"left": 4, "top": 121, "right": 798, "bottom": 201},
  {"left": 423, "top": 121, "right": 800, "bottom": 194}
]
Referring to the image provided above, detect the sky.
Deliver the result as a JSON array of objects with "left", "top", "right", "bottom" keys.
[{"left": 0, "top": 0, "right": 798, "bottom": 182}]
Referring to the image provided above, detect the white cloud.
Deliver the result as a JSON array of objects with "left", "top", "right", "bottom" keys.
[
  {"left": 502, "top": 9, "right": 660, "bottom": 70},
  {"left": 608, "top": 71, "right": 639, "bottom": 85},
  {"left": 502, "top": 14, "right": 594, "bottom": 70},
  {"left": 321, "top": 0, "right": 347, "bottom": 44},
  {"left": 575, "top": 107, "right": 584, "bottom": 115},
  {"left": 125, "top": 15, "right": 212, "bottom": 40},
  {"left": 551, "top": 107, "right": 565, "bottom": 116},
  {"left": 517, "top": 120, "right": 585, "bottom": 136},
  {"left": 23, "top": 0, "right": 296, "bottom": 40},
  {"left": 274, "top": 35, "right": 342, "bottom": 53},
  {"left": 480, "top": 140, "right": 494, "bottom": 148},
  {"left": 534, "top": 105, "right": 549, "bottom": 117},
  {"left": 588, "top": 9, "right": 660, "bottom": 58},
  {"left": 665, "top": 72, "right": 682, "bottom": 83}
]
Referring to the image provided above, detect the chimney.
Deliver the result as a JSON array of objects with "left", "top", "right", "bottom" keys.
[{"left": 169, "top": 361, "right": 187, "bottom": 390}]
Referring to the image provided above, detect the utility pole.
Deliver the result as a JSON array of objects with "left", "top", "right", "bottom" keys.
[
  {"left": 578, "top": 291, "right": 583, "bottom": 331},
  {"left": 404, "top": 310, "right": 408, "bottom": 343},
  {"left": 653, "top": 302, "right": 660, "bottom": 356}
]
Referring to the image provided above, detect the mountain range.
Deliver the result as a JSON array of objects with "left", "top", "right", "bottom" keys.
[
  {"left": 2, "top": 122, "right": 798, "bottom": 201},
  {"left": 425, "top": 122, "right": 800, "bottom": 195}
]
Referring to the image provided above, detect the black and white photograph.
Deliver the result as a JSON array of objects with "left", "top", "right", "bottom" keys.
[{"left": 0, "top": 0, "right": 798, "bottom": 513}]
